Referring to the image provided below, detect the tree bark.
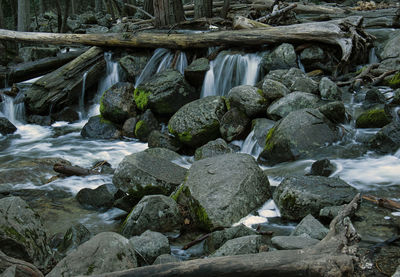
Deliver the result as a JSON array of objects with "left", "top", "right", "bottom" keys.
[
  {"left": 0, "top": 16, "right": 373, "bottom": 64},
  {"left": 220, "top": 0, "right": 230, "bottom": 19},
  {"left": 153, "top": 0, "right": 185, "bottom": 27},
  {"left": 0, "top": 0, "right": 4, "bottom": 29},
  {"left": 71, "top": 0, "right": 76, "bottom": 15},
  {"left": 95, "top": 0, "right": 103, "bottom": 12},
  {"left": 143, "top": 0, "right": 154, "bottom": 18},
  {"left": 194, "top": 0, "right": 213, "bottom": 18},
  {"left": 90, "top": 194, "right": 362, "bottom": 277},
  {"left": 62, "top": 0, "right": 71, "bottom": 33},
  {"left": 17, "top": 0, "right": 30, "bottom": 32}
]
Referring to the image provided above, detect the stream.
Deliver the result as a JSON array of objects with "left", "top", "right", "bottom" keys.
[{"left": 1, "top": 48, "right": 399, "bottom": 251}]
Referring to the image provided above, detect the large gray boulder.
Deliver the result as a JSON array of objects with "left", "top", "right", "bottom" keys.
[
  {"left": 134, "top": 109, "right": 159, "bottom": 142},
  {"left": 219, "top": 108, "right": 250, "bottom": 142},
  {"left": 119, "top": 54, "right": 150, "bottom": 82},
  {"left": 113, "top": 148, "right": 187, "bottom": 201},
  {"left": 271, "top": 235, "right": 320, "bottom": 250},
  {"left": 226, "top": 85, "right": 267, "bottom": 118},
  {"left": 147, "top": 130, "right": 182, "bottom": 152},
  {"left": 369, "top": 122, "right": 400, "bottom": 154},
  {"left": 122, "top": 195, "right": 182, "bottom": 237},
  {"left": 194, "top": 138, "right": 233, "bottom": 161},
  {"left": 261, "top": 43, "right": 297, "bottom": 72},
  {"left": 0, "top": 118, "right": 17, "bottom": 135},
  {"left": 318, "top": 101, "right": 346, "bottom": 124},
  {"left": 289, "top": 77, "right": 319, "bottom": 95},
  {"left": 259, "top": 108, "right": 339, "bottom": 166},
  {"left": 129, "top": 230, "right": 170, "bottom": 265},
  {"left": 319, "top": 77, "right": 342, "bottom": 101},
  {"left": 267, "top": 92, "right": 320, "bottom": 120},
  {"left": 100, "top": 82, "right": 136, "bottom": 124},
  {"left": 273, "top": 175, "right": 358, "bottom": 221},
  {"left": 81, "top": 115, "right": 121, "bottom": 139},
  {"left": 210, "top": 235, "right": 262, "bottom": 257},
  {"left": 152, "top": 254, "right": 180, "bottom": 265},
  {"left": 76, "top": 184, "right": 116, "bottom": 209},
  {"left": 204, "top": 224, "right": 258, "bottom": 254},
  {"left": 0, "top": 197, "right": 53, "bottom": 271},
  {"left": 174, "top": 153, "right": 271, "bottom": 231},
  {"left": 168, "top": 96, "right": 226, "bottom": 147},
  {"left": 290, "top": 214, "right": 329, "bottom": 240},
  {"left": 261, "top": 79, "right": 290, "bottom": 101},
  {"left": 47, "top": 232, "right": 137, "bottom": 277},
  {"left": 184, "top": 58, "right": 210, "bottom": 87},
  {"left": 382, "top": 33, "right": 400, "bottom": 60},
  {"left": 135, "top": 69, "right": 198, "bottom": 115}
]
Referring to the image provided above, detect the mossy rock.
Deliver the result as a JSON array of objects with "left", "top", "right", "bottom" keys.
[
  {"left": 133, "top": 88, "right": 151, "bottom": 111},
  {"left": 355, "top": 109, "right": 390, "bottom": 128},
  {"left": 385, "top": 71, "right": 400, "bottom": 88}
]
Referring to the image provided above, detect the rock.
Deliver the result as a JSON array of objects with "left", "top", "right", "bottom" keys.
[
  {"left": 81, "top": 115, "right": 121, "bottom": 139},
  {"left": 122, "top": 195, "right": 182, "bottom": 237},
  {"left": 194, "top": 138, "right": 233, "bottom": 161},
  {"left": 113, "top": 148, "right": 187, "bottom": 202},
  {"left": 300, "top": 46, "right": 326, "bottom": 68},
  {"left": 204, "top": 224, "right": 258, "bottom": 254},
  {"left": 19, "top": 47, "right": 58, "bottom": 62},
  {"left": 309, "top": 159, "right": 336, "bottom": 177},
  {"left": 382, "top": 33, "right": 400, "bottom": 60},
  {"left": 76, "top": 184, "right": 116, "bottom": 209},
  {"left": 365, "top": 88, "right": 386, "bottom": 105},
  {"left": 174, "top": 153, "right": 271, "bottom": 230},
  {"left": 0, "top": 250, "right": 44, "bottom": 277},
  {"left": 318, "top": 101, "right": 346, "bottom": 124},
  {"left": 51, "top": 107, "right": 79, "bottom": 123},
  {"left": 356, "top": 109, "right": 391, "bottom": 128},
  {"left": 392, "top": 89, "right": 400, "bottom": 105},
  {"left": 271, "top": 235, "right": 320, "bottom": 250},
  {"left": 26, "top": 115, "right": 52, "bottom": 126},
  {"left": 267, "top": 92, "right": 320, "bottom": 120},
  {"left": 47, "top": 232, "right": 137, "bottom": 277},
  {"left": 152, "top": 254, "right": 180, "bottom": 265},
  {"left": 57, "top": 224, "right": 91, "bottom": 255},
  {"left": 119, "top": 54, "right": 150, "bottom": 82},
  {"left": 261, "top": 79, "right": 290, "bottom": 101},
  {"left": 168, "top": 96, "right": 226, "bottom": 147},
  {"left": 184, "top": 58, "right": 210, "bottom": 87},
  {"left": 289, "top": 77, "right": 319, "bottom": 95},
  {"left": 369, "top": 122, "right": 400, "bottom": 154},
  {"left": 0, "top": 117, "right": 17, "bottom": 135},
  {"left": 148, "top": 130, "right": 182, "bottom": 152},
  {"left": 210, "top": 235, "right": 262, "bottom": 257},
  {"left": 259, "top": 109, "right": 339, "bottom": 166},
  {"left": 79, "top": 13, "right": 98, "bottom": 24},
  {"left": 290, "top": 214, "right": 329, "bottom": 240},
  {"left": 393, "top": 265, "right": 400, "bottom": 277},
  {"left": 319, "top": 77, "right": 342, "bottom": 100},
  {"left": 129, "top": 230, "right": 170, "bottom": 265},
  {"left": 121, "top": 117, "right": 138, "bottom": 138},
  {"left": 261, "top": 43, "right": 297, "bottom": 72},
  {"left": 219, "top": 108, "right": 250, "bottom": 142},
  {"left": 135, "top": 69, "right": 198, "bottom": 115},
  {"left": 226, "top": 85, "right": 267, "bottom": 118},
  {"left": 100, "top": 82, "right": 136, "bottom": 124},
  {"left": 319, "top": 205, "right": 346, "bottom": 221},
  {"left": 273, "top": 175, "right": 358, "bottom": 221},
  {"left": 252, "top": 118, "right": 276, "bottom": 147},
  {"left": 135, "top": 109, "right": 159, "bottom": 142},
  {"left": 0, "top": 197, "right": 52, "bottom": 270}
]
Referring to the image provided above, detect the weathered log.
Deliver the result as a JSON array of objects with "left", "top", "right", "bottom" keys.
[
  {"left": 0, "top": 16, "right": 372, "bottom": 65},
  {"left": 89, "top": 194, "right": 361, "bottom": 277},
  {"left": 233, "top": 15, "right": 271, "bottom": 29},
  {"left": 251, "top": 0, "right": 347, "bottom": 15},
  {"left": 53, "top": 163, "right": 99, "bottom": 176},
  {"left": 256, "top": 3, "right": 297, "bottom": 23},
  {"left": 0, "top": 50, "right": 84, "bottom": 89},
  {"left": 0, "top": 250, "right": 44, "bottom": 277}
]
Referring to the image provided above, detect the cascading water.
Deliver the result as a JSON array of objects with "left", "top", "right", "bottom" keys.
[
  {"left": 239, "top": 130, "right": 263, "bottom": 158},
  {"left": 135, "top": 48, "right": 188, "bottom": 87},
  {"left": 369, "top": 47, "right": 379, "bottom": 64},
  {"left": 201, "top": 51, "right": 263, "bottom": 97},
  {"left": 79, "top": 71, "right": 88, "bottom": 119},
  {"left": 0, "top": 92, "right": 25, "bottom": 125}
]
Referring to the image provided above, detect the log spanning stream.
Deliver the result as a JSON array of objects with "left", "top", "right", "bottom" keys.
[{"left": 0, "top": 49, "right": 400, "bottom": 259}]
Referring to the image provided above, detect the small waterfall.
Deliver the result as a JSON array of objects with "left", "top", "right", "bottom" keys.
[
  {"left": 240, "top": 129, "right": 263, "bottom": 157},
  {"left": 201, "top": 51, "right": 263, "bottom": 97},
  {"left": 0, "top": 93, "right": 25, "bottom": 124},
  {"left": 368, "top": 47, "right": 379, "bottom": 64},
  {"left": 298, "top": 56, "right": 305, "bottom": 73},
  {"left": 79, "top": 71, "right": 88, "bottom": 119},
  {"left": 135, "top": 48, "right": 188, "bottom": 87}
]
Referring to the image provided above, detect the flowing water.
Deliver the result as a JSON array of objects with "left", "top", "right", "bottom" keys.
[{"left": 1, "top": 48, "right": 399, "bottom": 246}]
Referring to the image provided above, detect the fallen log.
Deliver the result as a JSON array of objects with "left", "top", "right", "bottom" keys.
[
  {"left": 251, "top": 0, "right": 347, "bottom": 15},
  {"left": 0, "top": 16, "right": 372, "bottom": 65},
  {"left": 90, "top": 194, "right": 361, "bottom": 277},
  {"left": 0, "top": 50, "right": 85, "bottom": 89}
]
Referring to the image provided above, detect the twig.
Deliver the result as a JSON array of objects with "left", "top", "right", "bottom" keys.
[
  {"left": 371, "top": 70, "right": 397, "bottom": 86},
  {"left": 182, "top": 233, "right": 211, "bottom": 250},
  {"left": 256, "top": 3, "right": 297, "bottom": 23},
  {"left": 124, "top": 3, "right": 155, "bottom": 19},
  {"left": 362, "top": 194, "right": 400, "bottom": 210}
]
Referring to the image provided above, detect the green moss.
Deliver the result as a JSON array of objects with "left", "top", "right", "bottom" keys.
[
  {"left": 354, "top": 65, "right": 367, "bottom": 76},
  {"left": 257, "top": 88, "right": 263, "bottom": 96},
  {"left": 355, "top": 109, "right": 390, "bottom": 128},
  {"left": 99, "top": 115, "right": 113, "bottom": 125},
  {"left": 87, "top": 263, "right": 95, "bottom": 275},
  {"left": 386, "top": 71, "right": 400, "bottom": 88},
  {"left": 264, "top": 127, "right": 276, "bottom": 151},
  {"left": 134, "top": 120, "right": 147, "bottom": 138},
  {"left": 3, "top": 226, "right": 26, "bottom": 243},
  {"left": 181, "top": 186, "right": 213, "bottom": 231},
  {"left": 171, "top": 184, "right": 185, "bottom": 202},
  {"left": 99, "top": 92, "right": 106, "bottom": 116},
  {"left": 134, "top": 88, "right": 151, "bottom": 111},
  {"left": 178, "top": 131, "right": 193, "bottom": 143}
]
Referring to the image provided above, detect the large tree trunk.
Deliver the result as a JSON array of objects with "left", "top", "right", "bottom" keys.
[
  {"left": 0, "top": 16, "right": 373, "bottom": 65},
  {"left": 95, "top": 0, "right": 103, "bottom": 12},
  {"left": 0, "top": 0, "right": 4, "bottom": 29},
  {"left": 143, "top": 0, "right": 154, "bottom": 18},
  {"left": 91, "top": 194, "right": 362, "bottom": 277},
  {"left": 194, "top": 0, "right": 212, "bottom": 18},
  {"left": 17, "top": 0, "right": 30, "bottom": 32},
  {"left": 153, "top": 0, "right": 185, "bottom": 27}
]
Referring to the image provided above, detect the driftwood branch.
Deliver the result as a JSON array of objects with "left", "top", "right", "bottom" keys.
[
  {"left": 256, "top": 3, "right": 297, "bottom": 23},
  {"left": 124, "top": 3, "right": 155, "bottom": 19},
  {"left": 362, "top": 194, "right": 400, "bottom": 210},
  {"left": 53, "top": 163, "right": 100, "bottom": 176},
  {"left": 90, "top": 194, "right": 361, "bottom": 277},
  {"left": 0, "top": 16, "right": 372, "bottom": 65}
]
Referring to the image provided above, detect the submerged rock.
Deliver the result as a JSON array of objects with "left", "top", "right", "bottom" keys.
[
  {"left": 273, "top": 175, "right": 358, "bottom": 221},
  {"left": 194, "top": 138, "right": 233, "bottom": 161},
  {"left": 100, "top": 82, "right": 136, "bottom": 124},
  {"left": 47, "top": 232, "right": 137, "bottom": 277},
  {"left": 168, "top": 96, "right": 226, "bottom": 147},
  {"left": 81, "top": 115, "right": 121, "bottom": 139},
  {"left": 122, "top": 195, "right": 182, "bottom": 237},
  {"left": 113, "top": 148, "right": 187, "bottom": 201},
  {"left": 129, "top": 230, "right": 170, "bottom": 265},
  {"left": 210, "top": 235, "right": 262, "bottom": 257},
  {"left": 259, "top": 108, "right": 339, "bottom": 166},
  {"left": 174, "top": 153, "right": 271, "bottom": 230},
  {"left": 0, "top": 197, "right": 53, "bottom": 271},
  {"left": 135, "top": 69, "right": 198, "bottom": 115},
  {"left": 309, "top": 159, "right": 336, "bottom": 177},
  {"left": 0, "top": 117, "right": 17, "bottom": 135}
]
